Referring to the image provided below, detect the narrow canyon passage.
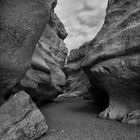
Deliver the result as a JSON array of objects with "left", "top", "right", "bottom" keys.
[
  {"left": 1, "top": 0, "right": 140, "bottom": 139},
  {"left": 40, "top": 97, "right": 140, "bottom": 140}
]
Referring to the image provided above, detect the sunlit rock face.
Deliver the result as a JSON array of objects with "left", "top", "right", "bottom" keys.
[
  {"left": 0, "top": 0, "right": 50, "bottom": 105},
  {"left": 80, "top": 0, "right": 140, "bottom": 124},
  {"left": 20, "top": 0, "right": 68, "bottom": 105}
]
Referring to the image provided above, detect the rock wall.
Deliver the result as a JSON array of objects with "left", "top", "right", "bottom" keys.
[
  {"left": 19, "top": 0, "right": 68, "bottom": 105},
  {"left": 0, "top": 0, "right": 68, "bottom": 139},
  {"left": 66, "top": 0, "right": 140, "bottom": 124},
  {"left": 64, "top": 45, "right": 90, "bottom": 97},
  {"left": 0, "top": 0, "right": 50, "bottom": 105},
  {"left": 1, "top": 2, "right": 140, "bottom": 140},
  {"left": 1, "top": 0, "right": 68, "bottom": 106}
]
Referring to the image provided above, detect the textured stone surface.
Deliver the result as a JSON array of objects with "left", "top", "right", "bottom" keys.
[
  {"left": 19, "top": 0, "right": 68, "bottom": 104},
  {"left": 63, "top": 0, "right": 140, "bottom": 124},
  {"left": 122, "top": 110, "right": 140, "bottom": 125},
  {"left": 63, "top": 44, "right": 90, "bottom": 97},
  {"left": 0, "top": 0, "right": 50, "bottom": 105},
  {"left": 0, "top": 91, "right": 48, "bottom": 140},
  {"left": 79, "top": 0, "right": 140, "bottom": 123},
  {"left": 20, "top": 68, "right": 59, "bottom": 105},
  {"left": 64, "top": 67, "right": 90, "bottom": 97},
  {"left": 0, "top": 0, "right": 68, "bottom": 139}
]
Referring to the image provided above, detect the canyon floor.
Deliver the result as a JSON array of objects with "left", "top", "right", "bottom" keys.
[{"left": 40, "top": 97, "right": 140, "bottom": 140}]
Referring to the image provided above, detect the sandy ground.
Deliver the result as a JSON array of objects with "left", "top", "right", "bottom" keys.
[{"left": 40, "top": 97, "right": 140, "bottom": 140}]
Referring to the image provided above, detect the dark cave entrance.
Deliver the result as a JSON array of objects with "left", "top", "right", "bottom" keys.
[{"left": 83, "top": 67, "right": 109, "bottom": 111}]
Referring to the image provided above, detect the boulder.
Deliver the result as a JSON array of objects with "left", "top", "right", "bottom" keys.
[
  {"left": 0, "top": 91, "right": 48, "bottom": 140},
  {"left": 80, "top": 0, "right": 140, "bottom": 123},
  {"left": 0, "top": 0, "right": 50, "bottom": 105}
]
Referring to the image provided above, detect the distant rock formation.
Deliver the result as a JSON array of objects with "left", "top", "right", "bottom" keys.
[
  {"left": 64, "top": 45, "right": 90, "bottom": 97},
  {"left": 66, "top": 0, "right": 140, "bottom": 124}
]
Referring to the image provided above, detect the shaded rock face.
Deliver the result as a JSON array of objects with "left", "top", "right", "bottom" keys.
[
  {"left": 78, "top": 0, "right": 140, "bottom": 123},
  {"left": 64, "top": 46, "right": 90, "bottom": 98},
  {"left": 0, "top": 0, "right": 50, "bottom": 104},
  {"left": 65, "top": 47, "right": 108, "bottom": 103},
  {"left": 0, "top": 91, "right": 48, "bottom": 140},
  {"left": 20, "top": 0, "right": 68, "bottom": 105},
  {"left": 64, "top": 68, "right": 90, "bottom": 97}
]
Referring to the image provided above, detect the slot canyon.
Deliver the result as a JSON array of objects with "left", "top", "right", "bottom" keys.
[{"left": 0, "top": 0, "right": 140, "bottom": 139}]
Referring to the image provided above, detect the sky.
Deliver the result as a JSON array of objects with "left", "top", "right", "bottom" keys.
[{"left": 55, "top": 0, "right": 108, "bottom": 51}]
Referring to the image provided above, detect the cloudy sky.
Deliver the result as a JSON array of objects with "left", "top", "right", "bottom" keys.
[{"left": 55, "top": 0, "right": 108, "bottom": 51}]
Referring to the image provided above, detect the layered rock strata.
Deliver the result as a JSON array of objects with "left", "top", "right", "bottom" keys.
[
  {"left": 0, "top": 0, "right": 68, "bottom": 139},
  {"left": 65, "top": 0, "right": 140, "bottom": 124},
  {"left": 80, "top": 0, "right": 140, "bottom": 123},
  {"left": 20, "top": 0, "right": 68, "bottom": 105},
  {"left": 64, "top": 45, "right": 90, "bottom": 97}
]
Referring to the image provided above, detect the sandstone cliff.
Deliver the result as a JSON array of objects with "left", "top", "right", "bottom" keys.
[
  {"left": 64, "top": 45, "right": 90, "bottom": 97},
  {"left": 66, "top": 0, "right": 140, "bottom": 124},
  {"left": 19, "top": 0, "right": 68, "bottom": 105},
  {"left": 0, "top": 0, "right": 50, "bottom": 105},
  {"left": 0, "top": 0, "right": 68, "bottom": 139}
]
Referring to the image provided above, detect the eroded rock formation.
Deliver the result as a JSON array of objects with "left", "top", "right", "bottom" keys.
[
  {"left": 64, "top": 46, "right": 90, "bottom": 97},
  {"left": 0, "top": 0, "right": 50, "bottom": 105},
  {"left": 0, "top": 0, "right": 68, "bottom": 139},
  {"left": 1, "top": 0, "right": 68, "bottom": 105},
  {"left": 0, "top": 91, "right": 48, "bottom": 140},
  {"left": 66, "top": 0, "right": 140, "bottom": 124},
  {"left": 20, "top": 0, "right": 68, "bottom": 105}
]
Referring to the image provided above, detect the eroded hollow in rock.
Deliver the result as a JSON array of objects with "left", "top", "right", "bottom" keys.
[
  {"left": 62, "top": 0, "right": 140, "bottom": 125},
  {"left": 83, "top": 67, "right": 109, "bottom": 111}
]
